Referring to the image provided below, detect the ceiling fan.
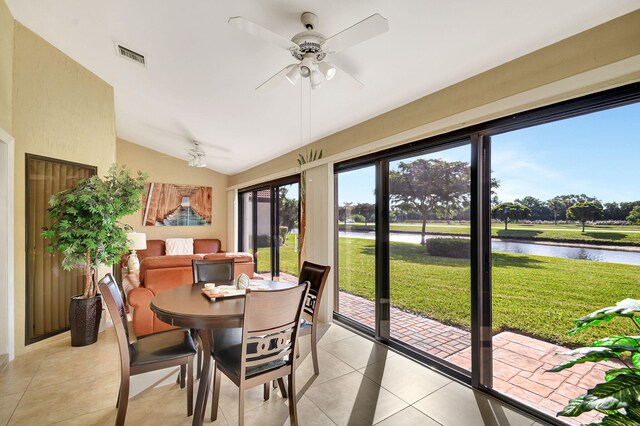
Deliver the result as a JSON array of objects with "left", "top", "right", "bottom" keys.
[
  {"left": 229, "top": 12, "right": 389, "bottom": 91},
  {"left": 187, "top": 141, "right": 208, "bottom": 168}
]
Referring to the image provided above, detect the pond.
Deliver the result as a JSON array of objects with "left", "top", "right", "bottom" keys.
[{"left": 338, "top": 231, "right": 640, "bottom": 266}]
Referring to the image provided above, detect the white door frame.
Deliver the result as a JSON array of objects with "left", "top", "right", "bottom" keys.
[{"left": 0, "top": 127, "right": 15, "bottom": 361}]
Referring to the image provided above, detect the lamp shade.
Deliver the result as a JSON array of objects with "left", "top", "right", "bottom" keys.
[
  {"left": 318, "top": 62, "right": 336, "bottom": 80},
  {"left": 126, "top": 232, "right": 147, "bottom": 251}
]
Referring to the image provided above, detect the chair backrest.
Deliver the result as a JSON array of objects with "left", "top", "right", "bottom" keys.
[
  {"left": 99, "top": 273, "right": 131, "bottom": 364},
  {"left": 192, "top": 258, "right": 234, "bottom": 284},
  {"left": 298, "top": 261, "right": 331, "bottom": 318},
  {"left": 241, "top": 283, "right": 309, "bottom": 378}
]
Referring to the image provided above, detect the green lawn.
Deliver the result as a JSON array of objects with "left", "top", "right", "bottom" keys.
[
  {"left": 339, "top": 222, "right": 640, "bottom": 246},
  {"left": 338, "top": 237, "right": 640, "bottom": 347},
  {"left": 255, "top": 233, "right": 299, "bottom": 277}
]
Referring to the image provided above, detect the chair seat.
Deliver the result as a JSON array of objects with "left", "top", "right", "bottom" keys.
[{"left": 130, "top": 329, "right": 197, "bottom": 367}]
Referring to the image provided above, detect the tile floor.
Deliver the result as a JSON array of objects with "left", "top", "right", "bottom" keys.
[
  {"left": 339, "top": 291, "right": 614, "bottom": 425},
  {"left": 0, "top": 321, "right": 546, "bottom": 426}
]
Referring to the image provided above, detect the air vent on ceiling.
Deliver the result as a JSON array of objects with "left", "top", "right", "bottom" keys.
[{"left": 117, "top": 44, "right": 146, "bottom": 66}]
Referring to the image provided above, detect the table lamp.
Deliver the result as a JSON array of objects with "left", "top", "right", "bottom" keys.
[{"left": 126, "top": 232, "right": 147, "bottom": 273}]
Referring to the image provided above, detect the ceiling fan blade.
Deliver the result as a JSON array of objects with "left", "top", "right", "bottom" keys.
[
  {"left": 229, "top": 17, "right": 299, "bottom": 52},
  {"left": 333, "top": 63, "right": 364, "bottom": 88},
  {"left": 255, "top": 64, "right": 297, "bottom": 91},
  {"left": 323, "top": 13, "right": 389, "bottom": 54}
]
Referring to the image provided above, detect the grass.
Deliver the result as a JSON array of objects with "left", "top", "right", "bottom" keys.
[
  {"left": 338, "top": 237, "right": 640, "bottom": 347},
  {"left": 339, "top": 222, "right": 640, "bottom": 246},
  {"left": 255, "top": 233, "right": 299, "bottom": 278}
]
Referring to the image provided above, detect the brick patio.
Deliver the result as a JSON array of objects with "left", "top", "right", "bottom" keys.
[{"left": 338, "top": 291, "right": 617, "bottom": 425}]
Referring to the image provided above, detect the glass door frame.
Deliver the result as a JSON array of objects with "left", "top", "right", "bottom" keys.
[
  {"left": 333, "top": 82, "right": 640, "bottom": 425},
  {"left": 334, "top": 136, "right": 479, "bottom": 385},
  {"left": 238, "top": 175, "right": 300, "bottom": 279}
]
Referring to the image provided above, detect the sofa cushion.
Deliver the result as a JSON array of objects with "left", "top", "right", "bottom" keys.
[
  {"left": 139, "top": 255, "right": 202, "bottom": 285},
  {"left": 166, "top": 238, "right": 194, "bottom": 255},
  {"left": 137, "top": 240, "right": 166, "bottom": 262},
  {"left": 144, "top": 266, "right": 194, "bottom": 295},
  {"left": 194, "top": 239, "right": 222, "bottom": 254},
  {"left": 204, "top": 252, "right": 253, "bottom": 263}
]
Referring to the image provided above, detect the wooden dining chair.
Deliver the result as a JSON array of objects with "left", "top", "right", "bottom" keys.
[
  {"left": 192, "top": 258, "right": 234, "bottom": 284},
  {"left": 99, "top": 273, "right": 197, "bottom": 426},
  {"left": 191, "top": 258, "right": 235, "bottom": 378},
  {"left": 297, "top": 261, "right": 331, "bottom": 375},
  {"left": 210, "top": 283, "right": 309, "bottom": 425}
]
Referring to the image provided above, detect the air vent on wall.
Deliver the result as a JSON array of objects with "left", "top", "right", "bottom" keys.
[{"left": 116, "top": 44, "right": 146, "bottom": 66}]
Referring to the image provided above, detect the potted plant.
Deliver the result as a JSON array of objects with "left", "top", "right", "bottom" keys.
[
  {"left": 548, "top": 298, "right": 640, "bottom": 424},
  {"left": 42, "top": 165, "right": 147, "bottom": 346}
]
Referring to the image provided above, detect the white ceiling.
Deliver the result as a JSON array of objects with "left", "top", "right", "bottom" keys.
[{"left": 6, "top": 1, "right": 639, "bottom": 175}]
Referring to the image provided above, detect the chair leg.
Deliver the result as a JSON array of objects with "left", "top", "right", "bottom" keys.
[
  {"left": 277, "top": 378, "right": 288, "bottom": 399},
  {"left": 187, "top": 356, "right": 194, "bottom": 417},
  {"left": 196, "top": 344, "right": 202, "bottom": 380},
  {"left": 211, "top": 365, "right": 221, "bottom": 421},
  {"left": 287, "top": 373, "right": 297, "bottom": 426},
  {"left": 116, "top": 377, "right": 130, "bottom": 426},
  {"left": 180, "top": 364, "right": 186, "bottom": 389},
  {"left": 263, "top": 382, "right": 270, "bottom": 400},
  {"left": 238, "top": 385, "right": 245, "bottom": 426},
  {"left": 311, "top": 325, "right": 319, "bottom": 375}
]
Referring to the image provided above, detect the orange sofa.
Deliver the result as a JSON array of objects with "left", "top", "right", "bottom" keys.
[{"left": 126, "top": 239, "right": 258, "bottom": 336}]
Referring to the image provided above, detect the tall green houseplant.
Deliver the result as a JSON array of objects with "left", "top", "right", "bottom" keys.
[
  {"left": 43, "top": 165, "right": 147, "bottom": 297},
  {"left": 548, "top": 298, "right": 640, "bottom": 425},
  {"left": 42, "top": 165, "right": 146, "bottom": 345}
]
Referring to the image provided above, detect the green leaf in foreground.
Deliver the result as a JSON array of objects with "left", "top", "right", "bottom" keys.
[
  {"left": 570, "top": 299, "right": 640, "bottom": 335},
  {"left": 548, "top": 347, "right": 627, "bottom": 373}
]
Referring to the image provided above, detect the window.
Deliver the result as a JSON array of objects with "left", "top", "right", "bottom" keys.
[{"left": 333, "top": 83, "right": 640, "bottom": 424}]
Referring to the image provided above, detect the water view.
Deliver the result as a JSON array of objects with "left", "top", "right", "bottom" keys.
[{"left": 339, "top": 230, "right": 640, "bottom": 266}]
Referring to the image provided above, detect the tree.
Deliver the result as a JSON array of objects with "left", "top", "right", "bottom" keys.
[
  {"left": 627, "top": 205, "right": 640, "bottom": 225},
  {"left": 341, "top": 202, "right": 354, "bottom": 226},
  {"left": 491, "top": 176, "right": 500, "bottom": 207},
  {"left": 546, "top": 197, "right": 567, "bottom": 225},
  {"left": 566, "top": 201, "right": 604, "bottom": 232},
  {"left": 278, "top": 187, "right": 298, "bottom": 242},
  {"left": 491, "top": 202, "right": 531, "bottom": 230},
  {"left": 353, "top": 203, "right": 375, "bottom": 226},
  {"left": 555, "top": 194, "right": 602, "bottom": 220},
  {"left": 42, "top": 165, "right": 147, "bottom": 298},
  {"left": 515, "top": 196, "right": 552, "bottom": 221},
  {"left": 389, "top": 159, "right": 469, "bottom": 245},
  {"left": 349, "top": 214, "right": 366, "bottom": 223}
]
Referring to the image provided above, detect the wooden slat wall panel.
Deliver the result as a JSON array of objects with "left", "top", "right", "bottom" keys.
[{"left": 26, "top": 156, "right": 96, "bottom": 344}]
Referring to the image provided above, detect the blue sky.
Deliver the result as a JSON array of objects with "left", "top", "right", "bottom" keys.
[{"left": 338, "top": 102, "right": 640, "bottom": 205}]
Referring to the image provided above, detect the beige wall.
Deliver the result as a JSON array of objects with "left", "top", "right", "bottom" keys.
[
  {"left": 12, "top": 22, "right": 116, "bottom": 355},
  {"left": 229, "top": 9, "right": 640, "bottom": 187},
  {"left": 0, "top": 0, "right": 13, "bottom": 133},
  {"left": 116, "top": 139, "right": 229, "bottom": 248}
]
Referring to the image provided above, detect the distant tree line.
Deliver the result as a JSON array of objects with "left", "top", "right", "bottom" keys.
[{"left": 338, "top": 158, "right": 640, "bottom": 243}]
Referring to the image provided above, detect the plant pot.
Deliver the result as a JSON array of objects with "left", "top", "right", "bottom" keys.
[{"left": 69, "top": 294, "right": 102, "bottom": 347}]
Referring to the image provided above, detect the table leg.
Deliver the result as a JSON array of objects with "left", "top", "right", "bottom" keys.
[{"left": 193, "top": 329, "right": 212, "bottom": 426}]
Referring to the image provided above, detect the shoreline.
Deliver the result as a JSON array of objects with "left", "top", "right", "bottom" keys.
[{"left": 340, "top": 228, "right": 640, "bottom": 252}]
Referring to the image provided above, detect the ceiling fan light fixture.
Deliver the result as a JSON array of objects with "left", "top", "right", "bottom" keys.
[
  {"left": 299, "top": 55, "right": 315, "bottom": 77},
  {"left": 285, "top": 65, "right": 301, "bottom": 84},
  {"left": 310, "top": 70, "right": 322, "bottom": 90},
  {"left": 318, "top": 62, "right": 336, "bottom": 80}
]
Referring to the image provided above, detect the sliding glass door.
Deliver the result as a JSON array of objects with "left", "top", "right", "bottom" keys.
[
  {"left": 388, "top": 143, "right": 471, "bottom": 369},
  {"left": 333, "top": 84, "right": 640, "bottom": 424},
  {"left": 239, "top": 177, "right": 300, "bottom": 281}
]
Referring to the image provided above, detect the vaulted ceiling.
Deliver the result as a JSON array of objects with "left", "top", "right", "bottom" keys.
[{"left": 6, "top": 0, "right": 639, "bottom": 174}]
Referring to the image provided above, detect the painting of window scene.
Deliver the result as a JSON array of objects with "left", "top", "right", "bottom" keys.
[{"left": 142, "top": 182, "right": 212, "bottom": 226}]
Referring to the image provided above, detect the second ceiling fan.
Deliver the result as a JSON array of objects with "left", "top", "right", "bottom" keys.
[{"left": 229, "top": 12, "right": 389, "bottom": 91}]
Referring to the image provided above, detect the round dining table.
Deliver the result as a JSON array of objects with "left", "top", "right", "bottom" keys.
[{"left": 150, "top": 280, "right": 295, "bottom": 426}]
